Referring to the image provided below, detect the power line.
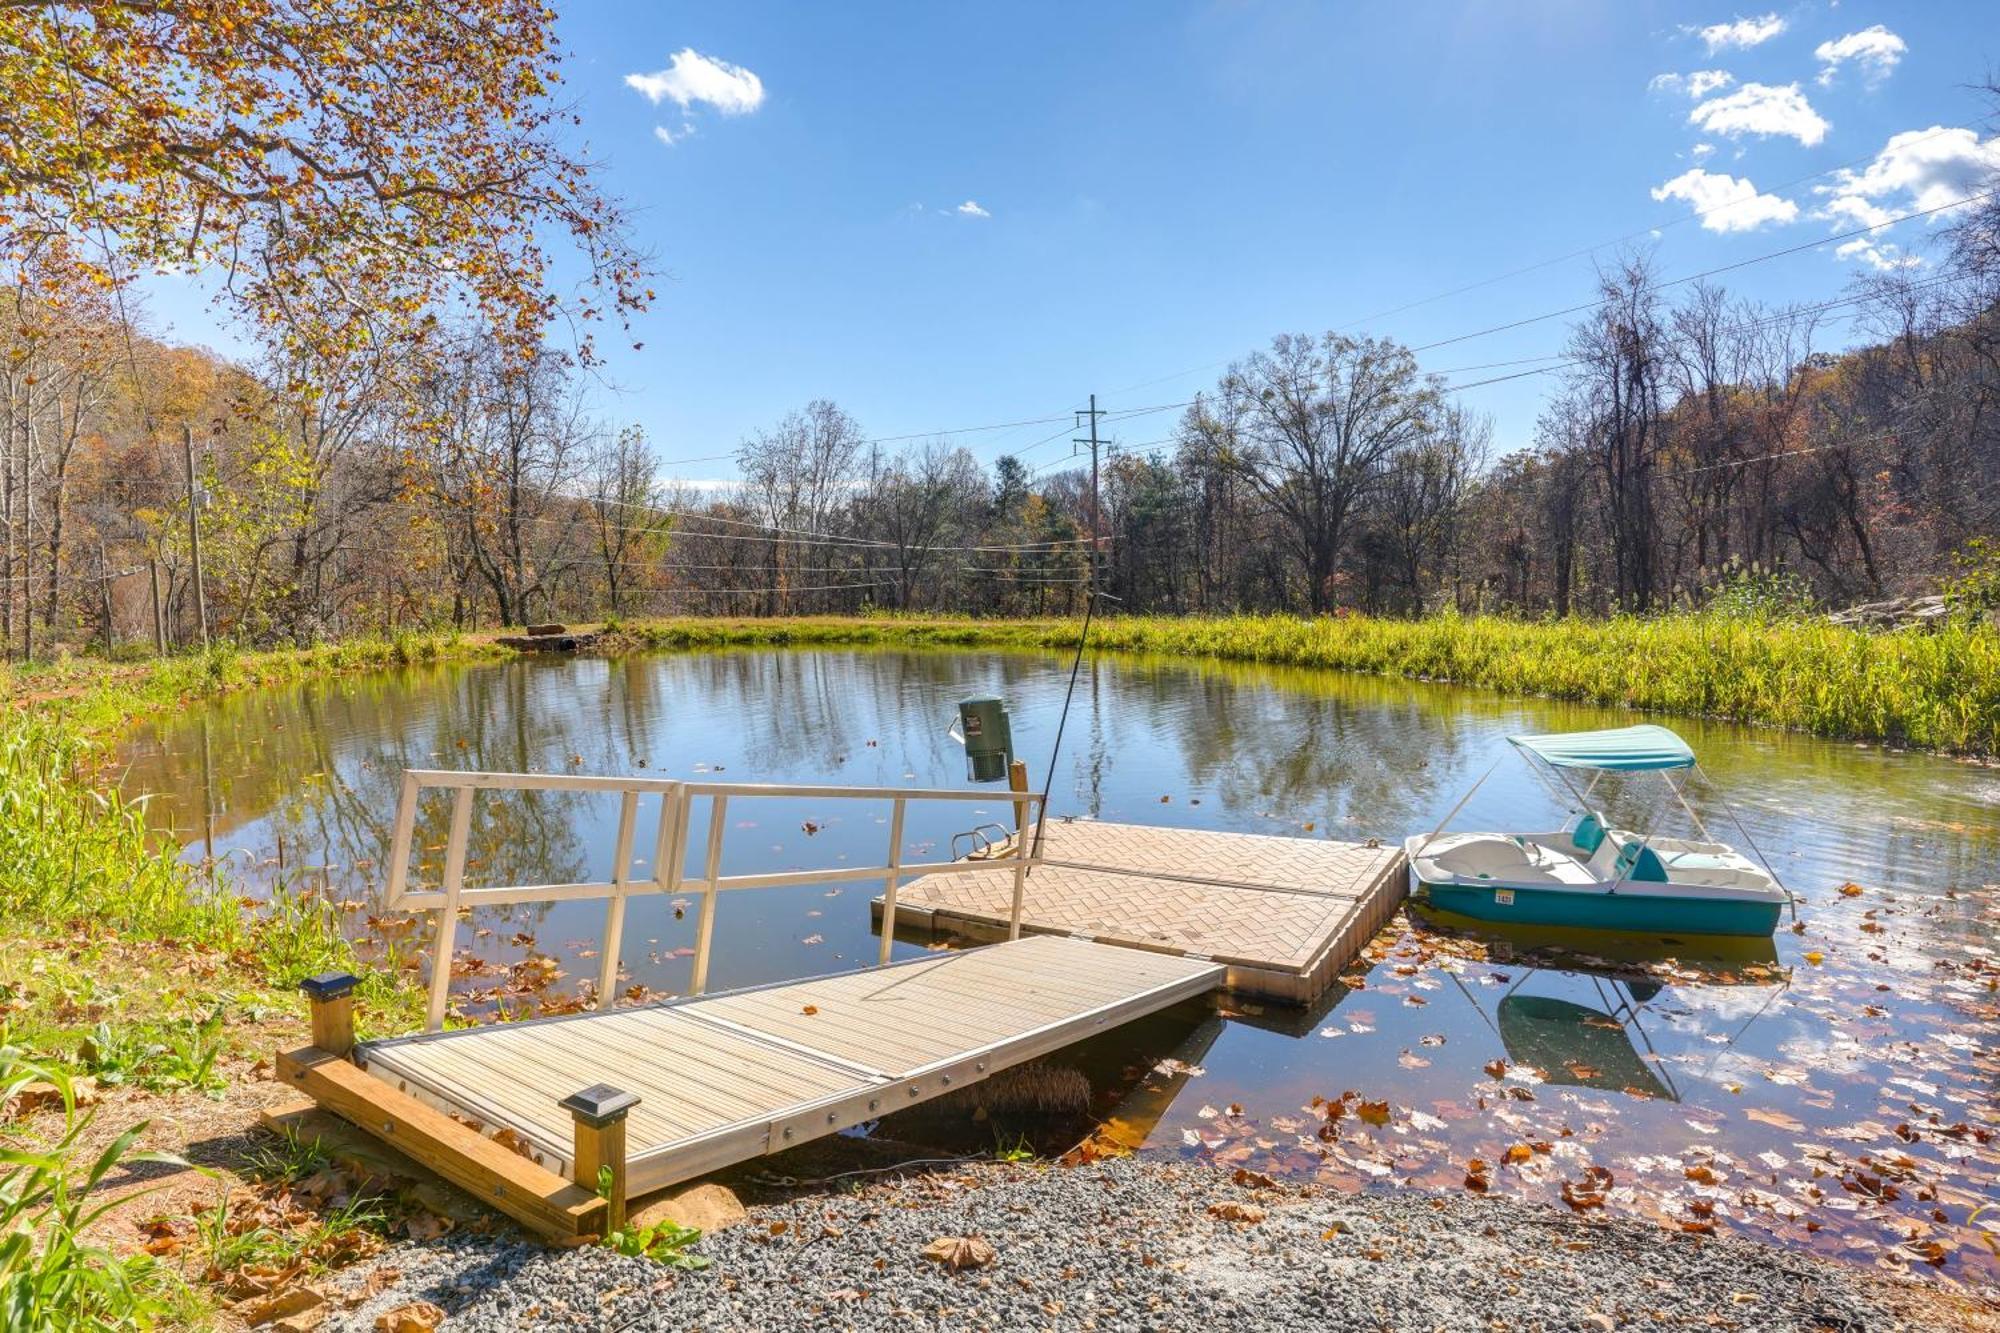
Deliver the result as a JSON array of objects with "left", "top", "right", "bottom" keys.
[{"left": 1103, "top": 126, "right": 1974, "bottom": 397}]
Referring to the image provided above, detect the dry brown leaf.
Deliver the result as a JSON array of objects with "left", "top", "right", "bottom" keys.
[
  {"left": 1502, "top": 1144, "right": 1534, "bottom": 1166},
  {"left": 1355, "top": 1100, "right": 1391, "bottom": 1127},
  {"left": 373, "top": 1302, "right": 445, "bottom": 1333},
  {"left": 801, "top": 1004, "right": 819, "bottom": 1016},
  {"left": 1483, "top": 1059, "right": 1507, "bottom": 1079},
  {"left": 237, "top": 1285, "right": 326, "bottom": 1327},
  {"left": 921, "top": 1236, "right": 997, "bottom": 1270},
  {"left": 1231, "top": 1167, "right": 1276, "bottom": 1190},
  {"left": 1207, "top": 1201, "right": 1266, "bottom": 1224}
]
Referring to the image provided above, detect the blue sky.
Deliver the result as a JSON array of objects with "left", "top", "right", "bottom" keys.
[{"left": 147, "top": 3, "right": 1999, "bottom": 481}]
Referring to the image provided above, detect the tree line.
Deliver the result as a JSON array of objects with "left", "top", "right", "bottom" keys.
[
  {"left": 1, "top": 4, "right": 1994, "bottom": 651},
  {"left": 2, "top": 218, "right": 1996, "bottom": 656}
]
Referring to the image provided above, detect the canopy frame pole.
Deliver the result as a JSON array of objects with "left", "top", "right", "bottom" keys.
[
  {"left": 1413, "top": 759, "right": 1500, "bottom": 862},
  {"left": 1692, "top": 763, "right": 1797, "bottom": 922},
  {"left": 1661, "top": 770, "right": 1713, "bottom": 841}
]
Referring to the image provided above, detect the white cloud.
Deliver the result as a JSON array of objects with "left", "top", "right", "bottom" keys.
[
  {"left": 954, "top": 200, "right": 991, "bottom": 219},
  {"left": 1815, "top": 126, "right": 2000, "bottom": 229},
  {"left": 652, "top": 123, "right": 696, "bottom": 148},
  {"left": 1651, "top": 69, "right": 1735, "bottom": 98},
  {"left": 1695, "top": 14, "right": 1786, "bottom": 53},
  {"left": 1691, "top": 141, "right": 1716, "bottom": 160},
  {"left": 1835, "top": 237, "right": 1921, "bottom": 271},
  {"left": 625, "top": 49, "right": 765, "bottom": 115},
  {"left": 1814, "top": 26, "right": 1906, "bottom": 88},
  {"left": 1689, "top": 82, "right": 1829, "bottom": 147},
  {"left": 1651, "top": 169, "right": 1800, "bottom": 231}
]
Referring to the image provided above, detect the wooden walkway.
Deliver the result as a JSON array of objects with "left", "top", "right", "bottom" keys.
[
  {"left": 354, "top": 935, "right": 1221, "bottom": 1196},
  {"left": 877, "top": 820, "right": 1407, "bottom": 1002}
]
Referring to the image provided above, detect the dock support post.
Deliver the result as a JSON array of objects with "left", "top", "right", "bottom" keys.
[
  {"left": 597, "top": 791, "right": 640, "bottom": 1010},
  {"left": 691, "top": 795, "right": 728, "bottom": 995},
  {"left": 426, "top": 788, "right": 474, "bottom": 1032},
  {"left": 877, "top": 798, "right": 907, "bottom": 965},
  {"left": 300, "top": 972, "right": 358, "bottom": 1057},
  {"left": 561, "top": 1083, "right": 640, "bottom": 1235},
  {"left": 1007, "top": 762, "right": 1030, "bottom": 940}
]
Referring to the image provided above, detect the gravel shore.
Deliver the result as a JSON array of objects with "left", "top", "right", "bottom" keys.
[{"left": 314, "top": 1155, "right": 1989, "bottom": 1332}]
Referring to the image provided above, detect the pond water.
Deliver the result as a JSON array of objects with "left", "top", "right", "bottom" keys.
[{"left": 119, "top": 648, "right": 2000, "bottom": 1283}]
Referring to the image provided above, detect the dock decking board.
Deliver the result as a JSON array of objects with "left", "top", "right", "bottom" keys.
[
  {"left": 359, "top": 934, "right": 1222, "bottom": 1193},
  {"left": 879, "top": 820, "right": 1407, "bottom": 1002}
]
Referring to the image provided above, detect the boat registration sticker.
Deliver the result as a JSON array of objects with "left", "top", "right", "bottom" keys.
[{"left": 1493, "top": 889, "right": 1515, "bottom": 906}]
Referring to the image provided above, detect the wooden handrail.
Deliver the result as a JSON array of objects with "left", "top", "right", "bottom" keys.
[{"left": 383, "top": 769, "right": 1046, "bottom": 1031}]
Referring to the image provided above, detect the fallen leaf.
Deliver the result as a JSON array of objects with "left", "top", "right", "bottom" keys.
[
  {"left": 1207, "top": 1201, "right": 1266, "bottom": 1224},
  {"left": 373, "top": 1302, "right": 444, "bottom": 1333},
  {"left": 921, "top": 1236, "right": 996, "bottom": 1270},
  {"left": 801, "top": 1004, "right": 819, "bottom": 1015}
]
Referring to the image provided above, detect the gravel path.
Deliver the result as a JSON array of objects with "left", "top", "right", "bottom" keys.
[{"left": 323, "top": 1157, "right": 1944, "bottom": 1332}]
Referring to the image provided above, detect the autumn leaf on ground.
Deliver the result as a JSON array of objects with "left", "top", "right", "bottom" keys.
[
  {"left": 1207, "top": 1201, "right": 1266, "bottom": 1224},
  {"left": 374, "top": 1302, "right": 445, "bottom": 1333},
  {"left": 921, "top": 1236, "right": 996, "bottom": 1270},
  {"left": 1231, "top": 1167, "right": 1276, "bottom": 1190}
]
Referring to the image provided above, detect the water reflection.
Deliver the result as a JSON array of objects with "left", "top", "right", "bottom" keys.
[{"left": 118, "top": 647, "right": 2000, "bottom": 1279}]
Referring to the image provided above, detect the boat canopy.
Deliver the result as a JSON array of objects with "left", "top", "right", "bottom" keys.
[{"left": 1507, "top": 723, "right": 1695, "bottom": 772}]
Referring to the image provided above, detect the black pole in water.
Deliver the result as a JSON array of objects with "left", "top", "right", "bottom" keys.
[{"left": 1029, "top": 584, "right": 1097, "bottom": 870}]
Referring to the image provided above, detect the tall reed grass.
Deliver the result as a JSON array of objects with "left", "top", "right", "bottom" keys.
[{"left": 623, "top": 610, "right": 2000, "bottom": 753}]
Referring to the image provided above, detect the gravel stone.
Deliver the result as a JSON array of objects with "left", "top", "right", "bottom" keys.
[{"left": 321, "top": 1156, "right": 1914, "bottom": 1331}]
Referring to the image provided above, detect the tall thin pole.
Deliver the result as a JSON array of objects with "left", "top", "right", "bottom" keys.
[
  {"left": 183, "top": 425, "right": 208, "bottom": 649},
  {"left": 96, "top": 540, "right": 113, "bottom": 653},
  {"left": 148, "top": 557, "right": 165, "bottom": 654},
  {"left": 1073, "top": 393, "right": 1105, "bottom": 603}
]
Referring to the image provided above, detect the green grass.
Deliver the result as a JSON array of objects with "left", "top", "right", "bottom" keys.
[{"left": 617, "top": 611, "right": 2000, "bottom": 754}]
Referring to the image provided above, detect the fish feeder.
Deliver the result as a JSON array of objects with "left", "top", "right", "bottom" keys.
[{"left": 953, "top": 696, "right": 1014, "bottom": 783}]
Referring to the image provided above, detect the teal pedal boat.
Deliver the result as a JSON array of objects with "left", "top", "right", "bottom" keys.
[{"left": 1403, "top": 724, "right": 1792, "bottom": 938}]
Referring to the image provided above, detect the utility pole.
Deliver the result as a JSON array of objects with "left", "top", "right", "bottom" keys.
[
  {"left": 96, "top": 540, "right": 114, "bottom": 653},
  {"left": 1073, "top": 393, "right": 1105, "bottom": 600},
  {"left": 183, "top": 424, "right": 208, "bottom": 649},
  {"left": 148, "top": 557, "right": 166, "bottom": 655}
]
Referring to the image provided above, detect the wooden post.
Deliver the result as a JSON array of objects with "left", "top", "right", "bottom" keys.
[
  {"left": 183, "top": 424, "right": 208, "bottom": 650},
  {"left": 300, "top": 972, "right": 358, "bottom": 1057},
  {"left": 96, "top": 541, "right": 114, "bottom": 653},
  {"left": 148, "top": 558, "right": 166, "bottom": 655},
  {"left": 1008, "top": 759, "right": 1029, "bottom": 841},
  {"left": 561, "top": 1083, "right": 639, "bottom": 1235}
]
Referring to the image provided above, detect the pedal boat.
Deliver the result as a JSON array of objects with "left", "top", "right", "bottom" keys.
[{"left": 1404, "top": 724, "right": 1791, "bottom": 938}]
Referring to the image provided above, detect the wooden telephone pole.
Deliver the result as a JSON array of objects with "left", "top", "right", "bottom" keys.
[
  {"left": 1073, "top": 394, "right": 1105, "bottom": 598},
  {"left": 183, "top": 425, "right": 208, "bottom": 649}
]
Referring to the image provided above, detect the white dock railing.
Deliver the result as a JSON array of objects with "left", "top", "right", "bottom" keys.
[{"left": 382, "top": 770, "right": 1045, "bottom": 1031}]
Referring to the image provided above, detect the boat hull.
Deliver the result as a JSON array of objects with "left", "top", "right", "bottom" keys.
[{"left": 1413, "top": 871, "right": 1782, "bottom": 937}]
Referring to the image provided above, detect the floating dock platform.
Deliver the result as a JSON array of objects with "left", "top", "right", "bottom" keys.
[
  {"left": 876, "top": 820, "right": 1407, "bottom": 1003},
  {"left": 280, "top": 771, "right": 1406, "bottom": 1240}
]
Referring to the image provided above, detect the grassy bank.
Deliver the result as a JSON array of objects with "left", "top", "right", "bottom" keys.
[
  {"left": 0, "top": 632, "right": 511, "bottom": 1325},
  {"left": 619, "top": 610, "right": 2000, "bottom": 754}
]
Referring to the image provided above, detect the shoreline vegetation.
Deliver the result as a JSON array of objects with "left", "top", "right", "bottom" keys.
[
  {"left": 616, "top": 609, "right": 2000, "bottom": 756},
  {"left": 1, "top": 609, "right": 1995, "bottom": 1323}
]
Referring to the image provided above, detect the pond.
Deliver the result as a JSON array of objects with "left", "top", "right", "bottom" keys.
[{"left": 119, "top": 648, "right": 2000, "bottom": 1283}]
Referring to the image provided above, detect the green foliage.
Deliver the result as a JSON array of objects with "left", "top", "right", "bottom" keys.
[
  {"left": 612, "top": 611, "right": 2000, "bottom": 754},
  {"left": 1702, "top": 561, "right": 1817, "bottom": 622},
  {"left": 595, "top": 1166, "right": 709, "bottom": 1269},
  {"left": 1943, "top": 537, "right": 2000, "bottom": 615},
  {"left": 0, "top": 1056, "right": 193, "bottom": 1329}
]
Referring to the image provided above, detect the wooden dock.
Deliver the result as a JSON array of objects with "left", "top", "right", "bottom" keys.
[
  {"left": 281, "top": 936, "right": 1218, "bottom": 1235},
  {"left": 280, "top": 769, "right": 1407, "bottom": 1239},
  {"left": 876, "top": 820, "right": 1407, "bottom": 1002}
]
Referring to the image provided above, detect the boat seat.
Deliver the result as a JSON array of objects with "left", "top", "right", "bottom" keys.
[
  {"left": 1612, "top": 840, "right": 1668, "bottom": 883},
  {"left": 1569, "top": 812, "right": 1606, "bottom": 855}
]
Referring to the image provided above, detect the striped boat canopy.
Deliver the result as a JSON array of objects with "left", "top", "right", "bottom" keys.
[{"left": 1507, "top": 724, "right": 1696, "bottom": 772}]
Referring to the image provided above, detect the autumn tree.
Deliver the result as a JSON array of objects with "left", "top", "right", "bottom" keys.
[{"left": 0, "top": 0, "right": 648, "bottom": 382}]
